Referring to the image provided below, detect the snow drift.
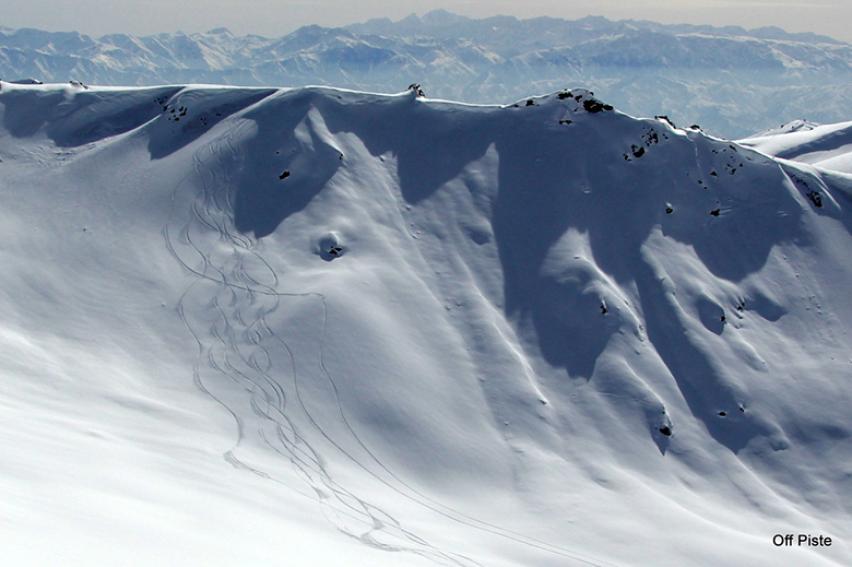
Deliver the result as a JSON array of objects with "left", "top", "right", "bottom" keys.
[{"left": 1, "top": 82, "right": 851, "bottom": 566}]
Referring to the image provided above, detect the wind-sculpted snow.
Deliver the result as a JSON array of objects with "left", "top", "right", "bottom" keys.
[{"left": 1, "top": 82, "right": 851, "bottom": 566}]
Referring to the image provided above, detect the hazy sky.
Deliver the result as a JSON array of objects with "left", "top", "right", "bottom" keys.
[{"left": 2, "top": 0, "right": 849, "bottom": 42}]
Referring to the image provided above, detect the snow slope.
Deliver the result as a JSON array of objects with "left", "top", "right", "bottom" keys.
[
  {"left": 1, "top": 82, "right": 851, "bottom": 566},
  {"left": 741, "top": 120, "right": 852, "bottom": 174}
]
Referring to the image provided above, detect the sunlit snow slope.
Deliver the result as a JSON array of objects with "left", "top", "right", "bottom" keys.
[
  {"left": 1, "top": 82, "right": 851, "bottom": 567},
  {"left": 741, "top": 120, "right": 852, "bottom": 174}
]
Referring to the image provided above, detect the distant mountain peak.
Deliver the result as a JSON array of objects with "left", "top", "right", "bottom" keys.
[{"left": 421, "top": 9, "right": 471, "bottom": 25}]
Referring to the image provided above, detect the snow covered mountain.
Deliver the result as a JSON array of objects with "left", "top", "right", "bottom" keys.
[
  {"left": 741, "top": 120, "right": 852, "bottom": 174},
  {"left": 2, "top": 82, "right": 851, "bottom": 566},
  {"left": 2, "top": 11, "right": 852, "bottom": 137}
]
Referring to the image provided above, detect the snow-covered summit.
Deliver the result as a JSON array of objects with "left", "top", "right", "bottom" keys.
[{"left": 1, "top": 83, "right": 851, "bottom": 566}]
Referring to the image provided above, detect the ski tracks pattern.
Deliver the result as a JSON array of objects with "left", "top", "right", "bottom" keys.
[
  {"left": 162, "top": 122, "right": 610, "bottom": 567},
  {"left": 163, "top": 125, "right": 480, "bottom": 566}
]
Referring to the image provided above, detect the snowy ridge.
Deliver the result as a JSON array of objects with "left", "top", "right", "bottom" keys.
[
  {"left": 2, "top": 11, "right": 852, "bottom": 137},
  {"left": 1, "top": 82, "right": 851, "bottom": 566},
  {"left": 741, "top": 120, "right": 852, "bottom": 174}
]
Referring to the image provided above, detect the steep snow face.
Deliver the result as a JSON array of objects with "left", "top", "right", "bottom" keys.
[
  {"left": 741, "top": 120, "right": 852, "bottom": 174},
  {"left": 1, "top": 83, "right": 851, "bottom": 567}
]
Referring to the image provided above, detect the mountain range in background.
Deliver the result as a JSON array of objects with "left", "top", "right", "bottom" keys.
[{"left": 2, "top": 10, "right": 851, "bottom": 138}]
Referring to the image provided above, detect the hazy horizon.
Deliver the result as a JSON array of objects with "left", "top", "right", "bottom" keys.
[{"left": 2, "top": 1, "right": 849, "bottom": 43}]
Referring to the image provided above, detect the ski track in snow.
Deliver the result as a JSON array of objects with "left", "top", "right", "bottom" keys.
[
  {"left": 160, "top": 118, "right": 614, "bottom": 567},
  {"left": 163, "top": 129, "right": 484, "bottom": 567}
]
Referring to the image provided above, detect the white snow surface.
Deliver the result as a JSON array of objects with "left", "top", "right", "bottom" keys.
[
  {"left": 1, "top": 82, "right": 851, "bottom": 566},
  {"left": 741, "top": 120, "right": 852, "bottom": 174}
]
